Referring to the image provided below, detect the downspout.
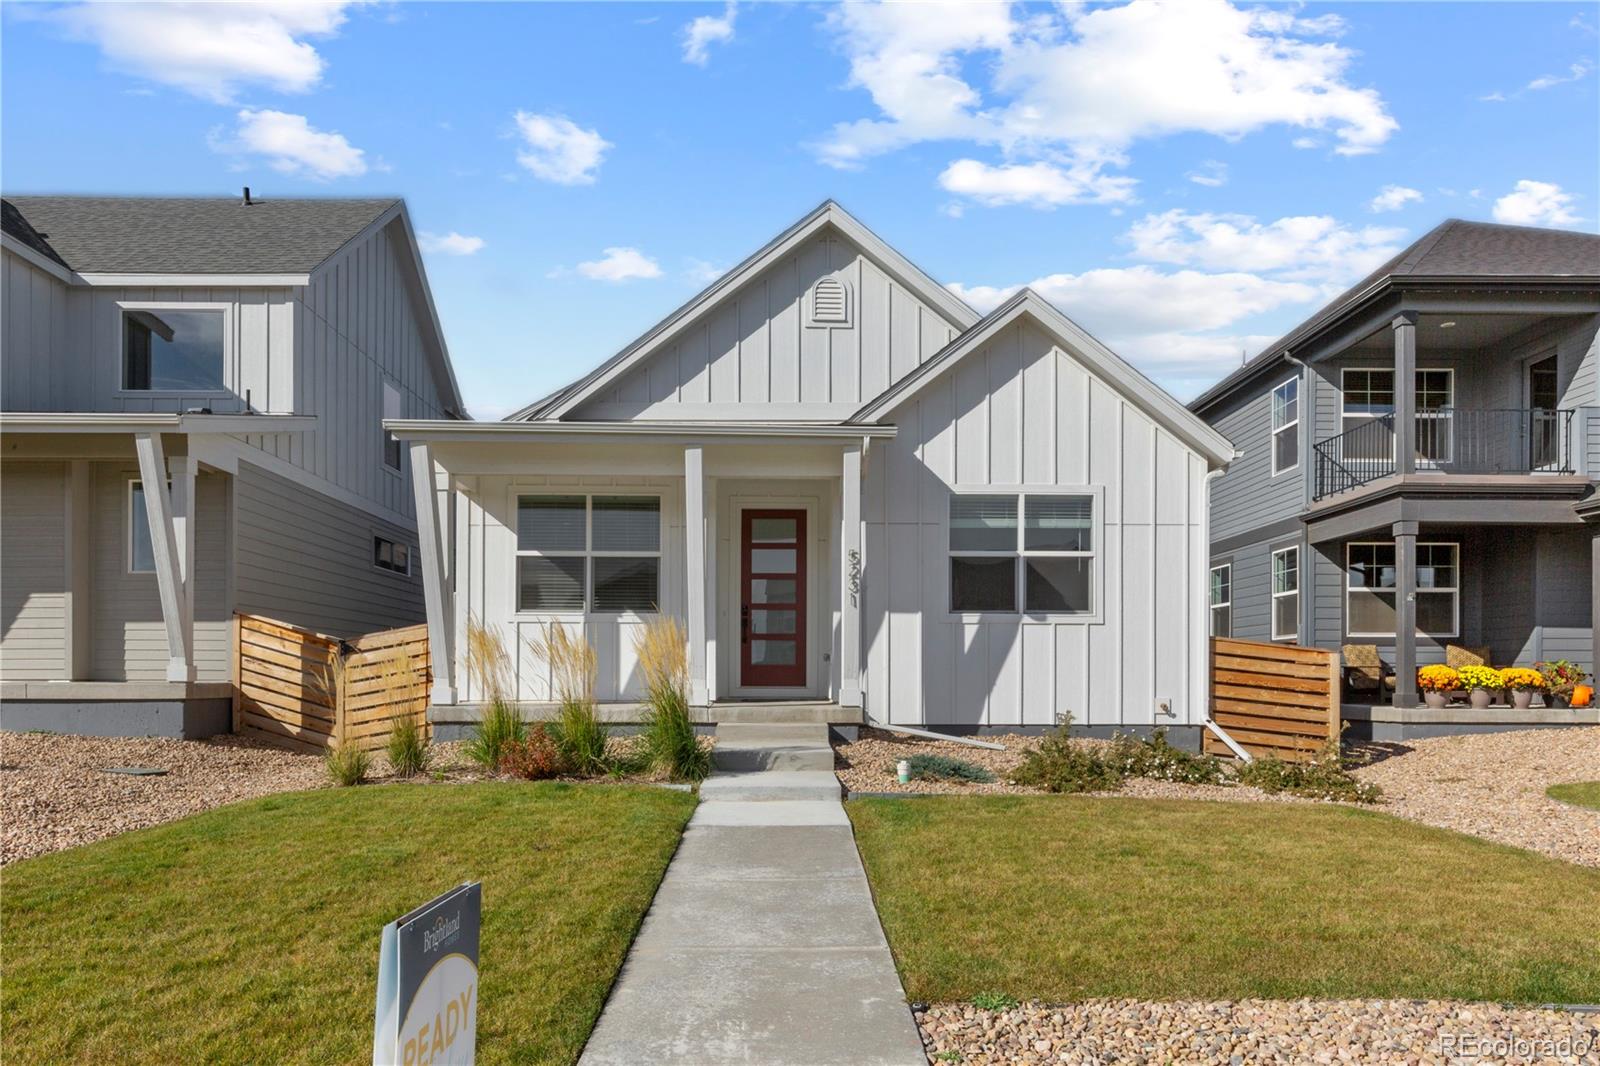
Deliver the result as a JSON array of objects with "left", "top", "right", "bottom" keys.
[{"left": 1199, "top": 463, "right": 1254, "bottom": 763}]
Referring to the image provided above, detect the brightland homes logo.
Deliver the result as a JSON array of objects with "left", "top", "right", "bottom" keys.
[
  {"left": 422, "top": 912, "right": 461, "bottom": 954},
  {"left": 374, "top": 883, "right": 481, "bottom": 1066}
]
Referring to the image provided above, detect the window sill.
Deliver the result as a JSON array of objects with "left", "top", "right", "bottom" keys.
[
  {"left": 946, "top": 611, "right": 1102, "bottom": 625},
  {"left": 114, "top": 389, "right": 234, "bottom": 399}
]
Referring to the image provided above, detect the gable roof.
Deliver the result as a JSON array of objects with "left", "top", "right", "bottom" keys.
[
  {"left": 2, "top": 195, "right": 398, "bottom": 275},
  {"left": 1, "top": 198, "right": 71, "bottom": 270},
  {"left": 852, "top": 288, "right": 1236, "bottom": 468},
  {"left": 1189, "top": 219, "right": 1600, "bottom": 414},
  {"left": 510, "top": 199, "right": 981, "bottom": 421}
]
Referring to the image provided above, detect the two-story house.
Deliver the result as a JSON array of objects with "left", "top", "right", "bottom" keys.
[
  {"left": 0, "top": 194, "right": 466, "bottom": 738},
  {"left": 1191, "top": 219, "right": 1600, "bottom": 727}
]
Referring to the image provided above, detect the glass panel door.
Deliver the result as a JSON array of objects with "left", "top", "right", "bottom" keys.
[
  {"left": 1529, "top": 355, "right": 1561, "bottom": 470},
  {"left": 740, "top": 509, "right": 807, "bottom": 687}
]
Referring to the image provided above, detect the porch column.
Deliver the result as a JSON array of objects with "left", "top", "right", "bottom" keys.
[
  {"left": 409, "top": 441, "right": 456, "bottom": 704},
  {"left": 1591, "top": 529, "right": 1600, "bottom": 679},
  {"left": 1393, "top": 312, "right": 1417, "bottom": 477},
  {"left": 839, "top": 442, "right": 863, "bottom": 708},
  {"left": 65, "top": 460, "right": 92, "bottom": 680},
  {"left": 133, "top": 432, "right": 194, "bottom": 683},
  {"left": 684, "top": 446, "right": 709, "bottom": 707},
  {"left": 1391, "top": 520, "right": 1419, "bottom": 709},
  {"left": 170, "top": 454, "right": 199, "bottom": 667}
]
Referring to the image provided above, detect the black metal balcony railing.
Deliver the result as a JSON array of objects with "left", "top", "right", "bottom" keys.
[{"left": 1313, "top": 408, "right": 1574, "bottom": 501}]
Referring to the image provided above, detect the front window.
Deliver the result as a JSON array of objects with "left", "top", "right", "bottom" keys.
[
  {"left": 373, "top": 535, "right": 411, "bottom": 575},
  {"left": 1270, "top": 546, "right": 1298, "bottom": 641},
  {"left": 1340, "top": 368, "right": 1453, "bottom": 464},
  {"left": 129, "top": 480, "right": 156, "bottom": 573},
  {"left": 949, "top": 492, "right": 1095, "bottom": 614},
  {"left": 1346, "top": 541, "right": 1459, "bottom": 638},
  {"left": 1270, "top": 378, "right": 1298, "bottom": 475},
  {"left": 1209, "top": 564, "right": 1232, "bottom": 637},
  {"left": 516, "top": 494, "right": 661, "bottom": 613},
  {"left": 122, "top": 308, "right": 225, "bottom": 391}
]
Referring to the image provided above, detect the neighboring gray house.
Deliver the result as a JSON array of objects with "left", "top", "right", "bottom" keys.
[
  {"left": 0, "top": 194, "right": 466, "bottom": 737},
  {"left": 392, "top": 202, "right": 1236, "bottom": 744},
  {"left": 1190, "top": 219, "right": 1600, "bottom": 716}
]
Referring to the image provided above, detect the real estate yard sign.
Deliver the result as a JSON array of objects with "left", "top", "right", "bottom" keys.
[{"left": 373, "top": 882, "right": 482, "bottom": 1066}]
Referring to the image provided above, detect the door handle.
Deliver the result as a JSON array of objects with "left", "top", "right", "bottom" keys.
[{"left": 741, "top": 605, "right": 750, "bottom": 644}]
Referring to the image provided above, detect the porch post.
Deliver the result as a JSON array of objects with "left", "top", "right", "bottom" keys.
[
  {"left": 409, "top": 441, "right": 456, "bottom": 705},
  {"left": 839, "top": 442, "right": 863, "bottom": 708},
  {"left": 1591, "top": 528, "right": 1600, "bottom": 679},
  {"left": 1391, "top": 520, "right": 1419, "bottom": 708},
  {"left": 170, "top": 454, "right": 198, "bottom": 670},
  {"left": 133, "top": 432, "right": 194, "bottom": 683},
  {"left": 684, "top": 445, "right": 709, "bottom": 707},
  {"left": 65, "top": 460, "right": 92, "bottom": 680},
  {"left": 1393, "top": 312, "right": 1417, "bottom": 477}
]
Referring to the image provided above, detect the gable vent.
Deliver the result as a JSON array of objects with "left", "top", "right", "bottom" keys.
[{"left": 809, "top": 276, "right": 850, "bottom": 327}]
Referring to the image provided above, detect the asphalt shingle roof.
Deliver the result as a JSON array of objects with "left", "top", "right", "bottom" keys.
[{"left": 1, "top": 195, "right": 398, "bottom": 274}]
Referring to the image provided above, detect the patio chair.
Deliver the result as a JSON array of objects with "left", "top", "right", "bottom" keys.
[
  {"left": 1445, "top": 644, "right": 1492, "bottom": 669},
  {"left": 1342, "top": 644, "right": 1396, "bottom": 699}
]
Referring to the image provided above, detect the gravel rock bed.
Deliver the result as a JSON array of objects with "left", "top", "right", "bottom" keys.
[
  {"left": 1, "top": 731, "right": 325, "bottom": 865},
  {"left": 917, "top": 999, "right": 1600, "bottom": 1064},
  {"left": 1348, "top": 727, "right": 1600, "bottom": 868}
]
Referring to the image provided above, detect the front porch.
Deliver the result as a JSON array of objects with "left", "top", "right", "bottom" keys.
[{"left": 1341, "top": 701, "right": 1600, "bottom": 741}]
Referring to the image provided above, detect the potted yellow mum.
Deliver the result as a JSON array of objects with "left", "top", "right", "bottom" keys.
[
  {"left": 1456, "top": 664, "right": 1504, "bottom": 709},
  {"left": 1500, "top": 667, "right": 1545, "bottom": 710},
  {"left": 1416, "top": 665, "right": 1460, "bottom": 709}
]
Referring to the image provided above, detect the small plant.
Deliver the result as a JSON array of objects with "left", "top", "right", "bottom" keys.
[
  {"left": 1536, "top": 660, "right": 1588, "bottom": 704},
  {"left": 1007, "top": 716, "right": 1124, "bottom": 794},
  {"left": 325, "top": 742, "right": 372, "bottom": 787},
  {"left": 498, "top": 724, "right": 566, "bottom": 780},
  {"left": 1105, "top": 729, "right": 1226, "bottom": 785},
  {"left": 1500, "top": 667, "right": 1545, "bottom": 692},
  {"left": 1234, "top": 745, "right": 1381, "bottom": 804},
  {"left": 969, "top": 991, "right": 1020, "bottom": 1012},
  {"left": 634, "top": 617, "right": 711, "bottom": 782},
  {"left": 1416, "top": 665, "right": 1461, "bottom": 692},
  {"left": 1457, "top": 664, "right": 1504, "bottom": 691},
  {"left": 905, "top": 753, "right": 997, "bottom": 784},
  {"left": 528, "top": 623, "right": 609, "bottom": 776},
  {"left": 464, "top": 620, "right": 526, "bottom": 769},
  {"left": 385, "top": 714, "right": 430, "bottom": 778}
]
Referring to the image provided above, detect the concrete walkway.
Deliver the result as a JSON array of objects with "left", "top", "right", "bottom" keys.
[{"left": 579, "top": 723, "right": 927, "bottom": 1066}]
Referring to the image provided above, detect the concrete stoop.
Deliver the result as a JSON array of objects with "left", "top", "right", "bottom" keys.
[{"left": 578, "top": 721, "right": 926, "bottom": 1066}]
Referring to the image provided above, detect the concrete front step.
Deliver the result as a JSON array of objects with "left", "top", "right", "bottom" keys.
[
  {"left": 699, "top": 770, "right": 843, "bottom": 803},
  {"left": 711, "top": 702, "right": 862, "bottom": 725},
  {"left": 713, "top": 723, "right": 835, "bottom": 772}
]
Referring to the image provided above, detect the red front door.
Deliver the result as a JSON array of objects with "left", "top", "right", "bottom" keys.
[{"left": 740, "top": 509, "right": 806, "bottom": 688}]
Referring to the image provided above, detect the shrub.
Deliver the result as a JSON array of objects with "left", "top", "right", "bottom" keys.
[
  {"left": 1007, "top": 718, "right": 1124, "bottom": 794},
  {"left": 1234, "top": 746, "right": 1381, "bottom": 804},
  {"left": 1457, "top": 664, "right": 1504, "bottom": 691},
  {"left": 905, "top": 753, "right": 997, "bottom": 784},
  {"left": 634, "top": 617, "right": 711, "bottom": 783},
  {"left": 1417, "top": 664, "right": 1461, "bottom": 692},
  {"left": 498, "top": 725, "right": 566, "bottom": 780},
  {"left": 465, "top": 699, "right": 527, "bottom": 771},
  {"left": 1500, "top": 667, "right": 1545, "bottom": 692},
  {"left": 385, "top": 715, "right": 430, "bottom": 778},
  {"left": 529, "top": 623, "right": 609, "bottom": 776},
  {"left": 464, "top": 621, "right": 527, "bottom": 770},
  {"left": 1104, "top": 729, "right": 1226, "bottom": 785},
  {"left": 325, "top": 743, "right": 372, "bottom": 787}
]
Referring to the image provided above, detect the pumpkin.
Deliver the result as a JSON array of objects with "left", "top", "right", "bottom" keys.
[{"left": 1573, "top": 685, "right": 1593, "bottom": 708}]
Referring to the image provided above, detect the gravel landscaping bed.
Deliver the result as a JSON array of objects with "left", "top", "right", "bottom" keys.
[
  {"left": 1348, "top": 727, "right": 1600, "bottom": 868},
  {"left": 1, "top": 732, "right": 325, "bottom": 865},
  {"left": 917, "top": 999, "right": 1600, "bottom": 1065}
]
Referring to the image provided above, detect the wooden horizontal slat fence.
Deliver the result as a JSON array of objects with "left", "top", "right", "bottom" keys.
[
  {"left": 233, "top": 613, "right": 430, "bottom": 755},
  {"left": 1205, "top": 637, "right": 1339, "bottom": 763}
]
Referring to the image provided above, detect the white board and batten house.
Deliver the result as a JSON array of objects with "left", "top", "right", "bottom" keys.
[
  {"left": 0, "top": 194, "right": 466, "bottom": 738},
  {"left": 396, "top": 202, "right": 1235, "bottom": 745}
]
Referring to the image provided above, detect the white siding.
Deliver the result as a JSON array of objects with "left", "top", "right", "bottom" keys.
[
  {"left": 0, "top": 462, "right": 67, "bottom": 678},
  {"left": 863, "top": 320, "right": 1211, "bottom": 728}
]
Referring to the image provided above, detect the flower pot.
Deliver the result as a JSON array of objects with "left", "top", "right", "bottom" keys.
[
  {"left": 1549, "top": 693, "right": 1572, "bottom": 709},
  {"left": 1469, "top": 687, "right": 1493, "bottom": 709},
  {"left": 1511, "top": 689, "right": 1534, "bottom": 709},
  {"left": 1423, "top": 691, "right": 1449, "bottom": 709}
]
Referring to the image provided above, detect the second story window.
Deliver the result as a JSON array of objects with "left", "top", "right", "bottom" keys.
[
  {"left": 383, "top": 380, "right": 404, "bottom": 472},
  {"left": 122, "top": 308, "right": 225, "bottom": 392},
  {"left": 1209, "top": 563, "right": 1232, "bottom": 637},
  {"left": 1270, "top": 378, "right": 1298, "bottom": 475}
]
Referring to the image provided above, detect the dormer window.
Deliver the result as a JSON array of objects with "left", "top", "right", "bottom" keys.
[
  {"left": 121, "top": 306, "right": 226, "bottom": 392},
  {"left": 808, "top": 276, "right": 850, "bottom": 327}
]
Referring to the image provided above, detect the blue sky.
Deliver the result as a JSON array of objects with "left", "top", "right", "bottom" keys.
[{"left": 4, "top": 1, "right": 1597, "bottom": 417}]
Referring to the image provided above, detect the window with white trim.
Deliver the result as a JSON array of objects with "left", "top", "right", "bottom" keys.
[
  {"left": 121, "top": 307, "right": 226, "bottom": 391},
  {"left": 382, "top": 380, "right": 404, "bottom": 472},
  {"left": 373, "top": 535, "right": 411, "bottom": 575},
  {"left": 948, "top": 493, "right": 1095, "bottom": 614},
  {"left": 1209, "top": 563, "right": 1232, "bottom": 637},
  {"left": 129, "top": 480, "right": 157, "bottom": 573},
  {"left": 1346, "top": 541, "right": 1459, "bottom": 638},
  {"left": 1270, "top": 378, "right": 1298, "bottom": 475},
  {"left": 1341, "top": 368, "right": 1454, "bottom": 464},
  {"left": 1270, "top": 546, "right": 1299, "bottom": 641},
  {"left": 516, "top": 494, "right": 661, "bottom": 613}
]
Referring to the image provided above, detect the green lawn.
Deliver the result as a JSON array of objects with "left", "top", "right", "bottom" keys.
[
  {"left": 2, "top": 782, "right": 695, "bottom": 1065},
  {"left": 1547, "top": 781, "right": 1600, "bottom": 811},
  {"left": 848, "top": 795, "right": 1600, "bottom": 1005}
]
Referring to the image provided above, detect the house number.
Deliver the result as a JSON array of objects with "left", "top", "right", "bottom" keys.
[{"left": 847, "top": 549, "right": 862, "bottom": 603}]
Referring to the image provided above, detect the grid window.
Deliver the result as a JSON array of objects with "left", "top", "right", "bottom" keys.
[
  {"left": 1209, "top": 564, "right": 1232, "bottom": 637},
  {"left": 373, "top": 535, "right": 411, "bottom": 575},
  {"left": 949, "top": 492, "right": 1095, "bottom": 614},
  {"left": 1271, "top": 546, "right": 1299, "bottom": 641},
  {"left": 1271, "top": 378, "right": 1299, "bottom": 475},
  {"left": 515, "top": 494, "right": 661, "bottom": 613},
  {"left": 1346, "top": 541, "right": 1459, "bottom": 638}
]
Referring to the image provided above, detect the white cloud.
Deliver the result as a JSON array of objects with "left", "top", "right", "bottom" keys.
[
  {"left": 1527, "top": 57, "right": 1595, "bottom": 91},
  {"left": 216, "top": 109, "right": 367, "bottom": 180},
  {"left": 1186, "top": 160, "right": 1229, "bottom": 187},
  {"left": 818, "top": 0, "right": 1397, "bottom": 203},
  {"left": 1124, "top": 210, "right": 1405, "bottom": 283},
  {"left": 1368, "top": 184, "right": 1422, "bottom": 212},
  {"left": 513, "top": 112, "right": 611, "bottom": 185},
  {"left": 1492, "top": 180, "right": 1581, "bottom": 227},
  {"left": 420, "top": 231, "right": 486, "bottom": 256},
  {"left": 1291, "top": 136, "right": 1321, "bottom": 149},
  {"left": 577, "top": 247, "right": 662, "bottom": 282},
  {"left": 685, "top": 258, "right": 725, "bottom": 285},
  {"left": 50, "top": 1, "right": 355, "bottom": 103},
  {"left": 937, "top": 159, "right": 1137, "bottom": 208},
  {"left": 682, "top": 3, "right": 736, "bottom": 66}
]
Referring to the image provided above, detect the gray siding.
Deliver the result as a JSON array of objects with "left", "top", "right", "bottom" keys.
[
  {"left": 1208, "top": 375, "right": 1304, "bottom": 543},
  {"left": 1212, "top": 532, "right": 1303, "bottom": 645},
  {"left": 1, "top": 253, "right": 72, "bottom": 410},
  {"left": 0, "top": 462, "right": 67, "bottom": 678},
  {"left": 233, "top": 461, "right": 425, "bottom": 639}
]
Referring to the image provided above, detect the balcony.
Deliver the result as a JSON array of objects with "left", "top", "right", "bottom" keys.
[{"left": 1313, "top": 408, "right": 1575, "bottom": 501}]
